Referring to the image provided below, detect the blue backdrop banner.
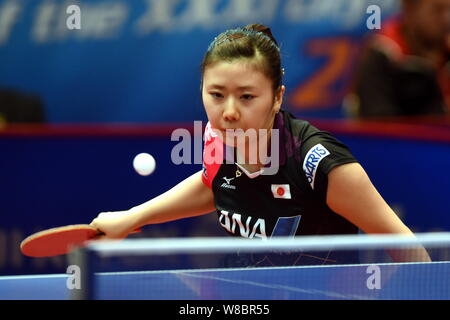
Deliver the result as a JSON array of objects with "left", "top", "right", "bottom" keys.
[{"left": 0, "top": 0, "right": 398, "bottom": 123}]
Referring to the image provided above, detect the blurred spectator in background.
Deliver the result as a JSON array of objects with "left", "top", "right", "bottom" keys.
[
  {"left": 346, "top": 0, "right": 450, "bottom": 119},
  {"left": 0, "top": 88, "right": 46, "bottom": 124}
]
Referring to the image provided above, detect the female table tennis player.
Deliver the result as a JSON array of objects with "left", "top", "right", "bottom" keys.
[{"left": 90, "top": 24, "right": 430, "bottom": 265}]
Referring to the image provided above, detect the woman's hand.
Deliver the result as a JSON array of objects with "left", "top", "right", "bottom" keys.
[{"left": 89, "top": 210, "right": 140, "bottom": 240}]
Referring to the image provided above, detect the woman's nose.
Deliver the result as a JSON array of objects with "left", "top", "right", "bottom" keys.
[{"left": 222, "top": 99, "right": 240, "bottom": 122}]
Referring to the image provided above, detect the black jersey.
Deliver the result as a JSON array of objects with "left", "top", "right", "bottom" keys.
[{"left": 202, "top": 110, "right": 359, "bottom": 266}]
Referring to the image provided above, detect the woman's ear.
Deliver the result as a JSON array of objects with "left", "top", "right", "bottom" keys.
[{"left": 273, "top": 85, "right": 285, "bottom": 113}]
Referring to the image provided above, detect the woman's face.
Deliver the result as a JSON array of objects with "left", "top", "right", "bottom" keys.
[{"left": 202, "top": 60, "right": 284, "bottom": 148}]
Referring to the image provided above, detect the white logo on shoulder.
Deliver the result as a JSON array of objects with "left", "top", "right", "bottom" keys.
[
  {"left": 204, "top": 122, "right": 218, "bottom": 142},
  {"left": 221, "top": 176, "right": 236, "bottom": 190},
  {"left": 303, "top": 143, "right": 330, "bottom": 189}
]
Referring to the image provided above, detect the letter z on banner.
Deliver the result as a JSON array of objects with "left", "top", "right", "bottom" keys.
[{"left": 302, "top": 144, "right": 330, "bottom": 190}]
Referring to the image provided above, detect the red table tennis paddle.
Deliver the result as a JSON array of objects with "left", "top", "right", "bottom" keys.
[{"left": 20, "top": 224, "right": 140, "bottom": 258}]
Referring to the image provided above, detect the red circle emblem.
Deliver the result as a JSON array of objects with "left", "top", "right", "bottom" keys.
[{"left": 277, "top": 187, "right": 285, "bottom": 196}]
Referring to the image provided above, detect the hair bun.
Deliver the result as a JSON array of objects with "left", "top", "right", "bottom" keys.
[{"left": 243, "top": 23, "right": 278, "bottom": 46}]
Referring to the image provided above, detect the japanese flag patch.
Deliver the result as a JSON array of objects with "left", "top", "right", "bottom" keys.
[{"left": 271, "top": 184, "right": 291, "bottom": 199}]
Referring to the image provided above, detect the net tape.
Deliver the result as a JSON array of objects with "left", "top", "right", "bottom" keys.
[{"left": 85, "top": 232, "right": 450, "bottom": 257}]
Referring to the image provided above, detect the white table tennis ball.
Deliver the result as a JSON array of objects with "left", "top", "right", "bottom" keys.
[{"left": 133, "top": 153, "right": 156, "bottom": 176}]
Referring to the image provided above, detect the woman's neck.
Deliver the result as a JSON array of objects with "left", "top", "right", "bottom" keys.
[{"left": 235, "top": 120, "right": 274, "bottom": 173}]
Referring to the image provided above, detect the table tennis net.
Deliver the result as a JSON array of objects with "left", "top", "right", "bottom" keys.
[
  {"left": 77, "top": 232, "right": 450, "bottom": 270},
  {"left": 67, "top": 233, "right": 450, "bottom": 299}
]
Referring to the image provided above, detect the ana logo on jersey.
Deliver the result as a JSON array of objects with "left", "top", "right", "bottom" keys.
[
  {"left": 221, "top": 176, "right": 236, "bottom": 190},
  {"left": 303, "top": 144, "right": 330, "bottom": 189},
  {"left": 271, "top": 215, "right": 301, "bottom": 237},
  {"left": 219, "top": 210, "right": 267, "bottom": 239}
]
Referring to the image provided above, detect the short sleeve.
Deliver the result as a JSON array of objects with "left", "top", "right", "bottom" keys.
[
  {"left": 300, "top": 132, "right": 358, "bottom": 201},
  {"left": 201, "top": 122, "right": 223, "bottom": 189},
  {"left": 201, "top": 164, "right": 211, "bottom": 188}
]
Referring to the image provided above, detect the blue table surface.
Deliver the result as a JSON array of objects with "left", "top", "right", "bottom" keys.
[{"left": 1, "top": 262, "right": 449, "bottom": 300}]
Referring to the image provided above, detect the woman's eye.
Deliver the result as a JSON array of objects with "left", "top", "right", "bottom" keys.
[
  {"left": 241, "top": 94, "right": 255, "bottom": 100},
  {"left": 210, "top": 92, "right": 223, "bottom": 99}
]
